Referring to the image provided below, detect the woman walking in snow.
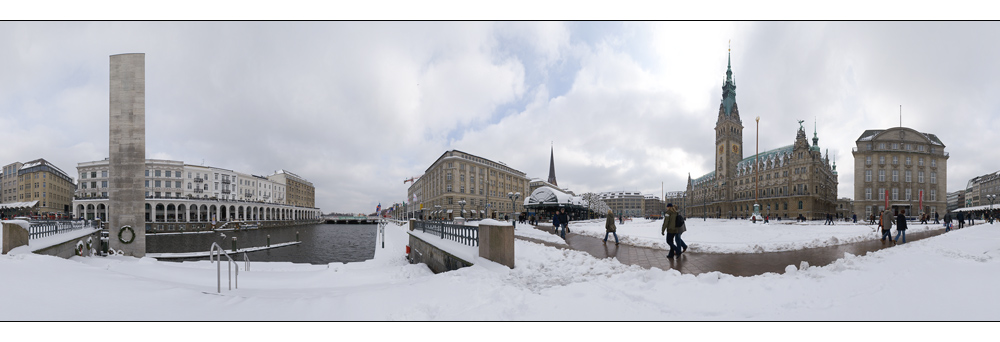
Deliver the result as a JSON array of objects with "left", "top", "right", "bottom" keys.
[{"left": 604, "top": 210, "right": 619, "bottom": 245}]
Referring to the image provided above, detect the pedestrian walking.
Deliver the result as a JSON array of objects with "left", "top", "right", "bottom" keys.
[
  {"left": 764, "top": 214, "right": 769, "bottom": 224},
  {"left": 934, "top": 212, "right": 940, "bottom": 224},
  {"left": 894, "top": 211, "right": 908, "bottom": 244},
  {"left": 661, "top": 203, "right": 682, "bottom": 258},
  {"left": 552, "top": 211, "right": 561, "bottom": 235},
  {"left": 880, "top": 209, "right": 894, "bottom": 245},
  {"left": 969, "top": 213, "right": 975, "bottom": 226},
  {"left": 869, "top": 214, "right": 877, "bottom": 225},
  {"left": 675, "top": 213, "right": 688, "bottom": 253},
  {"left": 958, "top": 211, "right": 965, "bottom": 228},
  {"left": 945, "top": 213, "right": 952, "bottom": 232},
  {"left": 603, "top": 210, "right": 619, "bottom": 245},
  {"left": 619, "top": 213, "right": 624, "bottom": 225},
  {"left": 558, "top": 209, "right": 570, "bottom": 238},
  {"left": 853, "top": 213, "right": 857, "bottom": 224}
]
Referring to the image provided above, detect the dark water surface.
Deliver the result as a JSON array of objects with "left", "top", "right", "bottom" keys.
[{"left": 146, "top": 223, "right": 377, "bottom": 264}]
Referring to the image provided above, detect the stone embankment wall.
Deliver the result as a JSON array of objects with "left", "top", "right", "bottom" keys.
[
  {"left": 2, "top": 222, "right": 29, "bottom": 254},
  {"left": 32, "top": 231, "right": 103, "bottom": 258},
  {"left": 407, "top": 233, "right": 473, "bottom": 274}
]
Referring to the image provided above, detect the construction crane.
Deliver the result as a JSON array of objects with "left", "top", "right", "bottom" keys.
[{"left": 403, "top": 175, "right": 421, "bottom": 184}]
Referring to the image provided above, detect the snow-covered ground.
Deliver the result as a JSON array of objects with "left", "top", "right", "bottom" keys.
[
  {"left": 563, "top": 218, "right": 940, "bottom": 253},
  {"left": 2, "top": 219, "right": 998, "bottom": 321}
]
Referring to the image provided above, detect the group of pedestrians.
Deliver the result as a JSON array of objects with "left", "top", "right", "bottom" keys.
[
  {"left": 551, "top": 208, "right": 570, "bottom": 239},
  {"left": 661, "top": 203, "right": 687, "bottom": 258},
  {"left": 878, "top": 209, "right": 908, "bottom": 244}
]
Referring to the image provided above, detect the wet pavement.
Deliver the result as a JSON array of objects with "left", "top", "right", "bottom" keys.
[{"left": 521, "top": 223, "right": 966, "bottom": 277}]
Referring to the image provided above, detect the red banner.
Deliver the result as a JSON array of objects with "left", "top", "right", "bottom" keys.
[
  {"left": 885, "top": 189, "right": 889, "bottom": 209},
  {"left": 919, "top": 190, "right": 923, "bottom": 213}
]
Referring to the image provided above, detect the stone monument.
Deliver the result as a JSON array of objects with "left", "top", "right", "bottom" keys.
[{"left": 108, "top": 53, "right": 146, "bottom": 256}]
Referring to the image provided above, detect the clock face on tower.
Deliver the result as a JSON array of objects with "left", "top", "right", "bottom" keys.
[{"left": 732, "top": 144, "right": 740, "bottom": 154}]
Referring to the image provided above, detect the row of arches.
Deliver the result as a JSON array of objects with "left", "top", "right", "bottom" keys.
[{"left": 74, "top": 200, "right": 319, "bottom": 223}]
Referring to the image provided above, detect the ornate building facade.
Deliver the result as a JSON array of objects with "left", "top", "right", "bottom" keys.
[
  {"left": 851, "top": 127, "right": 948, "bottom": 219},
  {"left": 685, "top": 52, "right": 839, "bottom": 220}
]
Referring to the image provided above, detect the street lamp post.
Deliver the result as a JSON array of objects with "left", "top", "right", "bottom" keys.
[
  {"left": 753, "top": 116, "right": 761, "bottom": 222},
  {"left": 507, "top": 192, "right": 521, "bottom": 227},
  {"left": 434, "top": 205, "right": 441, "bottom": 221},
  {"left": 988, "top": 194, "right": 996, "bottom": 224},
  {"left": 458, "top": 200, "right": 466, "bottom": 220}
]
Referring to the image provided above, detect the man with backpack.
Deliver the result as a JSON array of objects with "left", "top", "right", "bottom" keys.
[{"left": 661, "top": 203, "right": 684, "bottom": 258}]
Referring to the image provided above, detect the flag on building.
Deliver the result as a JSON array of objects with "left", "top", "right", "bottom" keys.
[{"left": 376, "top": 203, "right": 381, "bottom": 214}]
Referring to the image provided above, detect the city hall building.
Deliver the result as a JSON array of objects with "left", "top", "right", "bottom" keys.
[{"left": 685, "top": 52, "right": 839, "bottom": 220}]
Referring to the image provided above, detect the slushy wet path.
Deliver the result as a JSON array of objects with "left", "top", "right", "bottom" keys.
[{"left": 521, "top": 222, "right": 959, "bottom": 276}]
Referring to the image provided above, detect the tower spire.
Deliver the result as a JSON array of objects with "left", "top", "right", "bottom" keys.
[
  {"left": 547, "top": 144, "right": 558, "bottom": 187},
  {"left": 812, "top": 117, "right": 819, "bottom": 148},
  {"left": 721, "top": 42, "right": 737, "bottom": 117}
]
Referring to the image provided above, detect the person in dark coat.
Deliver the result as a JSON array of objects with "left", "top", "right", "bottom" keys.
[
  {"left": 603, "top": 210, "right": 619, "bottom": 245},
  {"left": 945, "top": 213, "right": 952, "bottom": 232},
  {"left": 934, "top": 212, "right": 940, "bottom": 224},
  {"left": 958, "top": 211, "right": 965, "bottom": 228},
  {"left": 852, "top": 213, "right": 857, "bottom": 224},
  {"left": 894, "top": 211, "right": 908, "bottom": 244},
  {"left": 661, "top": 203, "right": 681, "bottom": 258},
  {"left": 552, "top": 211, "right": 561, "bottom": 234},
  {"left": 556, "top": 209, "right": 569, "bottom": 238}
]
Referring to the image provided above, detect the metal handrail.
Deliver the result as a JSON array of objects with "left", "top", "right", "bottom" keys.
[
  {"left": 209, "top": 242, "right": 239, "bottom": 293},
  {"left": 242, "top": 251, "right": 250, "bottom": 271}
]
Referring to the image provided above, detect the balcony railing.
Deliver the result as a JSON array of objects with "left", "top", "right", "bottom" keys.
[
  {"left": 221, "top": 189, "right": 231, "bottom": 194},
  {"left": 194, "top": 188, "right": 204, "bottom": 193},
  {"left": 194, "top": 177, "right": 204, "bottom": 183},
  {"left": 221, "top": 179, "right": 231, "bottom": 184}
]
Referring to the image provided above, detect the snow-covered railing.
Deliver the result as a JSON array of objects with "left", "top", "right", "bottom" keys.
[
  {"left": 413, "top": 220, "right": 479, "bottom": 246},
  {"left": 27, "top": 220, "right": 92, "bottom": 240}
]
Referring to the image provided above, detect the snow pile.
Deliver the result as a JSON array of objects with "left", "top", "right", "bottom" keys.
[
  {"left": 1, "top": 220, "right": 998, "bottom": 320},
  {"left": 565, "top": 218, "right": 940, "bottom": 253}
]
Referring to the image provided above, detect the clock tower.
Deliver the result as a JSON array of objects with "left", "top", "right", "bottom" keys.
[{"left": 715, "top": 50, "right": 743, "bottom": 197}]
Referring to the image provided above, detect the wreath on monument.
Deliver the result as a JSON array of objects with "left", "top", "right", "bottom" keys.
[
  {"left": 76, "top": 241, "right": 85, "bottom": 256},
  {"left": 118, "top": 225, "right": 135, "bottom": 244}
]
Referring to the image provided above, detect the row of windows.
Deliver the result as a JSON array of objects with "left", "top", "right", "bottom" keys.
[
  {"left": 864, "top": 188, "right": 937, "bottom": 201},
  {"left": 865, "top": 142, "right": 937, "bottom": 153},
  {"left": 864, "top": 170, "right": 937, "bottom": 184},
  {"left": 865, "top": 155, "right": 938, "bottom": 167}
]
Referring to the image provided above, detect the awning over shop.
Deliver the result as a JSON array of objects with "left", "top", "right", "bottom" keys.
[
  {"left": 0, "top": 200, "right": 39, "bottom": 210},
  {"left": 446, "top": 209, "right": 453, "bottom": 213}
]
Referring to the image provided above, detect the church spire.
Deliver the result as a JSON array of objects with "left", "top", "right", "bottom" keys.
[
  {"left": 547, "top": 144, "right": 558, "bottom": 187},
  {"left": 721, "top": 43, "right": 737, "bottom": 117}
]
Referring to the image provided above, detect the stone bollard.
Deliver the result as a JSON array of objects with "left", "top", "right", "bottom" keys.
[
  {"left": 296, "top": 231, "right": 299, "bottom": 242},
  {"left": 231, "top": 237, "right": 237, "bottom": 252},
  {"left": 478, "top": 223, "right": 515, "bottom": 269},
  {"left": 409, "top": 218, "right": 416, "bottom": 231},
  {"left": 2, "top": 222, "right": 30, "bottom": 254},
  {"left": 267, "top": 234, "right": 270, "bottom": 247}
]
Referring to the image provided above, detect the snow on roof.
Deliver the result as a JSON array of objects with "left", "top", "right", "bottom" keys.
[
  {"left": 525, "top": 186, "right": 583, "bottom": 207},
  {"left": 856, "top": 129, "right": 944, "bottom": 146},
  {"left": 0, "top": 200, "right": 39, "bottom": 209}
]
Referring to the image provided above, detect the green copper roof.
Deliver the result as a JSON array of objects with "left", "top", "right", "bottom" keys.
[
  {"left": 736, "top": 145, "right": 794, "bottom": 169},
  {"left": 721, "top": 52, "right": 737, "bottom": 116}
]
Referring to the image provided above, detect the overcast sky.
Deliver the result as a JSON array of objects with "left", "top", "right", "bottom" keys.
[{"left": 2, "top": 21, "right": 999, "bottom": 213}]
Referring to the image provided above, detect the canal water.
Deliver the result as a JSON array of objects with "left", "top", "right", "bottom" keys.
[{"left": 146, "top": 223, "right": 377, "bottom": 264}]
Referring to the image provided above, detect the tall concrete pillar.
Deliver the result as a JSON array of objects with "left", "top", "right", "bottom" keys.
[{"left": 108, "top": 53, "right": 146, "bottom": 257}]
